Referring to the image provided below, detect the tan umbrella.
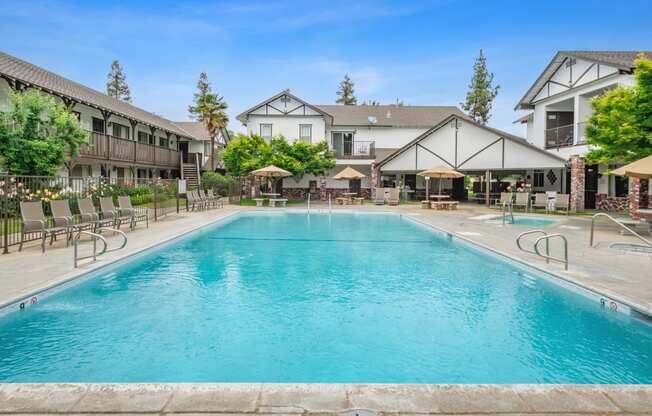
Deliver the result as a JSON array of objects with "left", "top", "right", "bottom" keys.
[
  {"left": 418, "top": 166, "right": 465, "bottom": 197},
  {"left": 611, "top": 155, "right": 652, "bottom": 179},
  {"left": 250, "top": 165, "right": 292, "bottom": 193},
  {"left": 333, "top": 166, "right": 366, "bottom": 194}
]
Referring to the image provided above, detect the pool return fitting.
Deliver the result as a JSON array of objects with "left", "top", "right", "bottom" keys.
[
  {"left": 516, "top": 230, "right": 569, "bottom": 270},
  {"left": 73, "top": 227, "right": 127, "bottom": 268}
]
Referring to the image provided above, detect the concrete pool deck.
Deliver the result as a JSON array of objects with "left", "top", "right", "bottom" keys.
[{"left": 1, "top": 203, "right": 651, "bottom": 414}]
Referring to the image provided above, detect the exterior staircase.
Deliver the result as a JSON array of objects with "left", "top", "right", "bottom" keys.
[{"left": 180, "top": 153, "right": 201, "bottom": 189}]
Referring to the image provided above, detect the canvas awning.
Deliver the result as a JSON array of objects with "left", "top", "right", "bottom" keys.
[
  {"left": 250, "top": 165, "right": 292, "bottom": 178},
  {"left": 611, "top": 155, "right": 652, "bottom": 179},
  {"left": 333, "top": 166, "right": 366, "bottom": 180}
]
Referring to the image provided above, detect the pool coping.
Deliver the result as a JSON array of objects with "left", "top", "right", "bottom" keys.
[{"left": 0, "top": 383, "right": 651, "bottom": 414}]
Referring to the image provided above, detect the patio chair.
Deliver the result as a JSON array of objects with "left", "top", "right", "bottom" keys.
[
  {"left": 50, "top": 199, "right": 93, "bottom": 243},
  {"left": 206, "top": 189, "right": 224, "bottom": 208},
  {"left": 513, "top": 192, "right": 530, "bottom": 212},
  {"left": 198, "top": 189, "right": 214, "bottom": 209},
  {"left": 18, "top": 201, "right": 68, "bottom": 252},
  {"left": 78, "top": 198, "right": 116, "bottom": 231},
  {"left": 388, "top": 188, "right": 400, "bottom": 206},
  {"left": 494, "top": 192, "right": 512, "bottom": 207},
  {"left": 99, "top": 197, "right": 132, "bottom": 230},
  {"left": 118, "top": 196, "right": 149, "bottom": 229},
  {"left": 186, "top": 190, "right": 205, "bottom": 211},
  {"left": 374, "top": 188, "right": 385, "bottom": 205},
  {"left": 532, "top": 193, "right": 549, "bottom": 212},
  {"left": 555, "top": 194, "right": 570, "bottom": 215}
]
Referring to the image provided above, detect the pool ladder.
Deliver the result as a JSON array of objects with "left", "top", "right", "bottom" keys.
[
  {"left": 589, "top": 212, "right": 652, "bottom": 250},
  {"left": 73, "top": 227, "right": 127, "bottom": 268},
  {"left": 516, "top": 230, "right": 568, "bottom": 271},
  {"left": 502, "top": 201, "right": 514, "bottom": 226}
]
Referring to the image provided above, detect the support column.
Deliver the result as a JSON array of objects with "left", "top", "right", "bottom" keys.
[
  {"left": 570, "top": 155, "right": 585, "bottom": 212},
  {"left": 485, "top": 170, "right": 491, "bottom": 207},
  {"left": 629, "top": 178, "right": 649, "bottom": 219},
  {"left": 319, "top": 174, "right": 327, "bottom": 201},
  {"left": 370, "top": 163, "right": 379, "bottom": 196}
]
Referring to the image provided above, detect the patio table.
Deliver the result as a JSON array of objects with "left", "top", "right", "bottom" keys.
[{"left": 429, "top": 194, "right": 450, "bottom": 200}]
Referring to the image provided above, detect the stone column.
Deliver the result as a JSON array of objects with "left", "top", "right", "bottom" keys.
[
  {"left": 319, "top": 174, "right": 327, "bottom": 201},
  {"left": 629, "top": 177, "right": 650, "bottom": 219},
  {"left": 370, "top": 163, "right": 380, "bottom": 195},
  {"left": 569, "top": 155, "right": 585, "bottom": 212}
]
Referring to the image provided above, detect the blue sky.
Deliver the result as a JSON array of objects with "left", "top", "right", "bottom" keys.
[{"left": 1, "top": 0, "right": 651, "bottom": 135}]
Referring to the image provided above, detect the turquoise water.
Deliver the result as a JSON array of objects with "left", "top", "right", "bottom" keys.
[
  {"left": 1, "top": 212, "right": 651, "bottom": 383},
  {"left": 510, "top": 216, "right": 558, "bottom": 227}
]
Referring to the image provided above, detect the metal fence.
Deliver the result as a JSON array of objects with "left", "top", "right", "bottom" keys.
[{"left": 0, "top": 173, "right": 244, "bottom": 253}]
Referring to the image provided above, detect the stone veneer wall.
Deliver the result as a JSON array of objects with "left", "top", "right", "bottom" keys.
[
  {"left": 596, "top": 194, "right": 629, "bottom": 212},
  {"left": 629, "top": 177, "right": 650, "bottom": 219},
  {"left": 569, "top": 155, "right": 585, "bottom": 212}
]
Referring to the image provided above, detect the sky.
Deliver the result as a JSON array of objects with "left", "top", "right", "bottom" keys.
[{"left": 1, "top": 0, "right": 651, "bottom": 136}]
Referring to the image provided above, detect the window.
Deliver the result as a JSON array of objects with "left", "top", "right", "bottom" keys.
[
  {"left": 72, "top": 111, "right": 81, "bottom": 121},
  {"left": 260, "top": 123, "right": 272, "bottom": 139},
  {"left": 331, "top": 131, "right": 354, "bottom": 156},
  {"left": 159, "top": 137, "right": 169, "bottom": 148},
  {"left": 92, "top": 117, "right": 105, "bottom": 133},
  {"left": 112, "top": 123, "right": 130, "bottom": 139},
  {"left": 138, "top": 131, "right": 152, "bottom": 144},
  {"left": 299, "top": 124, "right": 312, "bottom": 142},
  {"left": 533, "top": 170, "right": 545, "bottom": 187}
]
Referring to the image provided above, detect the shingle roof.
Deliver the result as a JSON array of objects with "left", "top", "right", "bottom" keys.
[
  {"left": 516, "top": 50, "right": 652, "bottom": 110},
  {"left": 0, "top": 51, "right": 195, "bottom": 138},
  {"left": 315, "top": 104, "right": 464, "bottom": 127},
  {"left": 174, "top": 121, "right": 210, "bottom": 141}
]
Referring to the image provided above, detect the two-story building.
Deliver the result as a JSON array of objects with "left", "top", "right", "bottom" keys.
[
  {"left": 0, "top": 51, "right": 210, "bottom": 182},
  {"left": 515, "top": 50, "right": 652, "bottom": 212},
  {"left": 237, "top": 90, "right": 566, "bottom": 200}
]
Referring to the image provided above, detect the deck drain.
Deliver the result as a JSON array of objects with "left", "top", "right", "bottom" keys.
[{"left": 341, "top": 410, "right": 377, "bottom": 416}]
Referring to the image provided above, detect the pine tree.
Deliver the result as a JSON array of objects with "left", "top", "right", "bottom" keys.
[
  {"left": 461, "top": 50, "right": 499, "bottom": 124},
  {"left": 336, "top": 74, "right": 357, "bottom": 105},
  {"left": 106, "top": 60, "right": 132, "bottom": 102},
  {"left": 188, "top": 72, "right": 229, "bottom": 171}
]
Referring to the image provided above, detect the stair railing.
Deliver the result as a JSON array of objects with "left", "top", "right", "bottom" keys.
[
  {"left": 195, "top": 153, "right": 201, "bottom": 187},
  {"left": 73, "top": 227, "right": 127, "bottom": 268},
  {"left": 589, "top": 212, "right": 652, "bottom": 248},
  {"left": 502, "top": 201, "right": 514, "bottom": 226},
  {"left": 516, "top": 229, "right": 569, "bottom": 271}
]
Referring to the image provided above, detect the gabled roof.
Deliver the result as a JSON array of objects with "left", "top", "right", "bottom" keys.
[
  {"left": 315, "top": 104, "right": 464, "bottom": 128},
  {"left": 236, "top": 90, "right": 334, "bottom": 124},
  {"left": 515, "top": 50, "right": 652, "bottom": 110},
  {"left": 174, "top": 121, "right": 230, "bottom": 143},
  {"left": 0, "top": 51, "right": 196, "bottom": 138},
  {"left": 377, "top": 114, "right": 567, "bottom": 169}
]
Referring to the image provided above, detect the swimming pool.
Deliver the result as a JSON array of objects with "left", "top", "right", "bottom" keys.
[
  {"left": 1, "top": 212, "right": 651, "bottom": 383},
  {"left": 488, "top": 215, "right": 559, "bottom": 227}
]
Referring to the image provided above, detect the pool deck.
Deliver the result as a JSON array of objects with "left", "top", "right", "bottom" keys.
[
  {"left": 1, "top": 383, "right": 651, "bottom": 414},
  {"left": 1, "top": 203, "right": 651, "bottom": 414}
]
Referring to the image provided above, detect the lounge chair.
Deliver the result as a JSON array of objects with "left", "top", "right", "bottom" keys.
[
  {"left": 495, "top": 192, "right": 512, "bottom": 207},
  {"left": 50, "top": 199, "right": 93, "bottom": 243},
  {"left": 206, "top": 189, "right": 224, "bottom": 208},
  {"left": 555, "top": 194, "right": 570, "bottom": 214},
  {"left": 18, "top": 201, "right": 68, "bottom": 252},
  {"left": 118, "top": 196, "right": 149, "bottom": 229},
  {"left": 374, "top": 188, "right": 385, "bottom": 205},
  {"left": 532, "top": 193, "right": 549, "bottom": 212},
  {"left": 198, "top": 190, "right": 214, "bottom": 209},
  {"left": 99, "top": 197, "right": 132, "bottom": 230},
  {"left": 388, "top": 188, "right": 400, "bottom": 206},
  {"left": 513, "top": 192, "right": 530, "bottom": 212},
  {"left": 187, "top": 190, "right": 205, "bottom": 211},
  {"left": 78, "top": 198, "right": 115, "bottom": 231}
]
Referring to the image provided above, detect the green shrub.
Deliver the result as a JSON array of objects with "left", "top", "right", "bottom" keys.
[{"left": 201, "top": 172, "right": 237, "bottom": 196}]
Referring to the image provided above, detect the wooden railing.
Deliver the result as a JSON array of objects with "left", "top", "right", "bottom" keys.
[{"left": 78, "top": 131, "right": 180, "bottom": 168}]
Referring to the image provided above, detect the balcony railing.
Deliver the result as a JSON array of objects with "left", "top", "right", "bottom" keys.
[
  {"left": 78, "top": 131, "right": 180, "bottom": 168},
  {"left": 334, "top": 140, "right": 375, "bottom": 159},
  {"left": 545, "top": 124, "right": 574, "bottom": 148}
]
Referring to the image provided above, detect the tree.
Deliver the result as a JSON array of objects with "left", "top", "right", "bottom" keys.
[
  {"left": 188, "top": 72, "right": 229, "bottom": 171},
  {"left": 336, "top": 74, "right": 357, "bottom": 105},
  {"left": 0, "top": 90, "right": 88, "bottom": 175},
  {"left": 221, "top": 133, "right": 268, "bottom": 177},
  {"left": 106, "top": 60, "right": 132, "bottom": 102},
  {"left": 586, "top": 55, "right": 652, "bottom": 164},
  {"left": 461, "top": 49, "right": 499, "bottom": 124}
]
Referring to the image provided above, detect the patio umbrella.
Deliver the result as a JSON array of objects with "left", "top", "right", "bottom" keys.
[
  {"left": 250, "top": 165, "right": 292, "bottom": 192},
  {"left": 332, "top": 166, "right": 366, "bottom": 194},
  {"left": 418, "top": 166, "right": 465, "bottom": 197},
  {"left": 611, "top": 155, "right": 652, "bottom": 179}
]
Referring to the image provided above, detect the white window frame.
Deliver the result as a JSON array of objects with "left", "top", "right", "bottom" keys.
[
  {"left": 299, "top": 124, "right": 312, "bottom": 142},
  {"left": 260, "top": 123, "right": 272, "bottom": 139}
]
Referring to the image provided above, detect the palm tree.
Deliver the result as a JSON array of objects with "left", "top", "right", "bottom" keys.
[{"left": 188, "top": 73, "right": 229, "bottom": 171}]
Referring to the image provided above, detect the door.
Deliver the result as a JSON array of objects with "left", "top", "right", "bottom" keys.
[
  {"left": 349, "top": 179, "right": 361, "bottom": 194},
  {"left": 178, "top": 142, "right": 189, "bottom": 163},
  {"left": 584, "top": 164, "right": 599, "bottom": 209}
]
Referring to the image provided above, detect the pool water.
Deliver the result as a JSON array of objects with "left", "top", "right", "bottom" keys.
[
  {"left": 490, "top": 215, "right": 558, "bottom": 227},
  {"left": 1, "top": 212, "right": 651, "bottom": 383}
]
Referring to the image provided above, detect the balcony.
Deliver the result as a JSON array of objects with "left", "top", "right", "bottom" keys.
[
  {"left": 78, "top": 131, "right": 180, "bottom": 168},
  {"left": 545, "top": 124, "right": 574, "bottom": 148},
  {"left": 334, "top": 140, "right": 375, "bottom": 159}
]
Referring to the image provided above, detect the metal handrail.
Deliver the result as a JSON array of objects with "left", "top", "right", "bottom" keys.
[
  {"left": 516, "top": 229, "right": 549, "bottom": 257},
  {"left": 502, "top": 201, "right": 514, "bottom": 226},
  {"left": 590, "top": 212, "right": 652, "bottom": 248},
  {"left": 534, "top": 234, "right": 568, "bottom": 270},
  {"left": 73, "top": 227, "right": 127, "bottom": 268},
  {"left": 328, "top": 193, "right": 332, "bottom": 213},
  {"left": 307, "top": 193, "right": 311, "bottom": 213}
]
